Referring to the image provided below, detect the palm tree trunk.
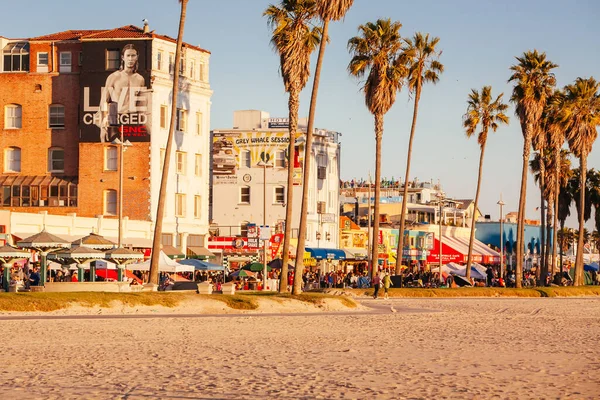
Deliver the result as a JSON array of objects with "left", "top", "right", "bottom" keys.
[
  {"left": 466, "top": 140, "right": 487, "bottom": 281},
  {"left": 148, "top": 0, "right": 188, "bottom": 285},
  {"left": 516, "top": 130, "right": 532, "bottom": 288},
  {"left": 292, "top": 18, "right": 330, "bottom": 294},
  {"left": 281, "top": 86, "right": 300, "bottom": 295},
  {"left": 559, "top": 223, "right": 565, "bottom": 274},
  {"left": 372, "top": 113, "right": 383, "bottom": 280},
  {"left": 538, "top": 167, "right": 546, "bottom": 283},
  {"left": 395, "top": 84, "right": 422, "bottom": 275},
  {"left": 551, "top": 156, "right": 559, "bottom": 277},
  {"left": 574, "top": 155, "right": 587, "bottom": 286},
  {"left": 545, "top": 200, "right": 552, "bottom": 281}
]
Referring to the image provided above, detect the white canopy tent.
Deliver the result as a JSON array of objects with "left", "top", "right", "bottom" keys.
[{"left": 129, "top": 251, "right": 194, "bottom": 273}]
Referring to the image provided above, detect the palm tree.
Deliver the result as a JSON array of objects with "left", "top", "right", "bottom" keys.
[
  {"left": 265, "top": 0, "right": 320, "bottom": 293},
  {"left": 545, "top": 91, "right": 567, "bottom": 277},
  {"left": 293, "top": 0, "right": 354, "bottom": 295},
  {"left": 529, "top": 151, "right": 552, "bottom": 281},
  {"left": 348, "top": 19, "right": 405, "bottom": 279},
  {"left": 394, "top": 33, "right": 443, "bottom": 275},
  {"left": 463, "top": 86, "right": 509, "bottom": 280},
  {"left": 149, "top": 0, "right": 189, "bottom": 285},
  {"left": 559, "top": 77, "right": 600, "bottom": 285},
  {"left": 508, "top": 50, "right": 558, "bottom": 288}
]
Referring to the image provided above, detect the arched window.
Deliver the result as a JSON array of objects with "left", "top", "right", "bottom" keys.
[
  {"left": 4, "top": 104, "right": 22, "bottom": 129},
  {"left": 48, "top": 147, "right": 64, "bottom": 173},
  {"left": 239, "top": 186, "right": 250, "bottom": 204},
  {"left": 4, "top": 147, "right": 21, "bottom": 172},
  {"left": 104, "top": 189, "right": 117, "bottom": 215},
  {"left": 104, "top": 146, "right": 118, "bottom": 171},
  {"left": 274, "top": 185, "right": 285, "bottom": 204},
  {"left": 49, "top": 104, "right": 65, "bottom": 128}
]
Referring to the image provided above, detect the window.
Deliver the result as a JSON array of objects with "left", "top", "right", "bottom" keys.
[
  {"left": 195, "top": 154, "right": 202, "bottom": 176},
  {"left": 240, "top": 221, "right": 249, "bottom": 237},
  {"left": 328, "top": 191, "right": 336, "bottom": 210},
  {"left": 199, "top": 61, "right": 205, "bottom": 81},
  {"left": 240, "top": 186, "right": 250, "bottom": 204},
  {"left": 78, "top": 52, "right": 83, "bottom": 66},
  {"left": 104, "top": 190, "right": 117, "bottom": 215},
  {"left": 106, "top": 49, "right": 120, "bottom": 70},
  {"left": 59, "top": 52, "right": 71, "bottom": 72},
  {"left": 190, "top": 60, "right": 195, "bottom": 79},
  {"left": 275, "top": 150, "right": 286, "bottom": 168},
  {"left": 274, "top": 186, "right": 285, "bottom": 204},
  {"left": 179, "top": 56, "right": 185, "bottom": 75},
  {"left": 48, "top": 148, "right": 65, "bottom": 173},
  {"left": 160, "top": 105, "right": 168, "bottom": 129},
  {"left": 161, "top": 233, "right": 173, "bottom": 246},
  {"left": 2, "top": 42, "right": 29, "bottom": 72},
  {"left": 105, "top": 146, "right": 118, "bottom": 171},
  {"left": 194, "top": 195, "right": 201, "bottom": 218},
  {"left": 4, "top": 104, "right": 22, "bottom": 129},
  {"left": 168, "top": 53, "right": 174, "bottom": 73},
  {"left": 49, "top": 104, "right": 65, "bottom": 128},
  {"left": 157, "top": 50, "right": 163, "bottom": 70},
  {"left": 196, "top": 112, "right": 203, "bottom": 135},
  {"left": 37, "top": 52, "right": 48, "bottom": 72},
  {"left": 240, "top": 150, "right": 251, "bottom": 168},
  {"left": 176, "top": 109, "right": 187, "bottom": 132},
  {"left": 176, "top": 151, "right": 187, "bottom": 174},
  {"left": 4, "top": 147, "right": 21, "bottom": 172},
  {"left": 175, "top": 193, "right": 186, "bottom": 217},
  {"left": 160, "top": 148, "right": 166, "bottom": 166}
]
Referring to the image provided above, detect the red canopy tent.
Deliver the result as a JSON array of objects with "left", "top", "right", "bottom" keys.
[
  {"left": 427, "top": 238, "right": 464, "bottom": 264},
  {"left": 95, "top": 269, "right": 142, "bottom": 284}
]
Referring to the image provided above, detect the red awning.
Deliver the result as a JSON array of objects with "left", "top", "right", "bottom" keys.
[
  {"left": 95, "top": 269, "right": 143, "bottom": 284},
  {"left": 427, "top": 236, "right": 501, "bottom": 265}
]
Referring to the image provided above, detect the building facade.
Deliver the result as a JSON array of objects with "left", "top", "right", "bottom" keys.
[
  {"left": 0, "top": 24, "right": 212, "bottom": 254},
  {"left": 209, "top": 110, "right": 341, "bottom": 267}
]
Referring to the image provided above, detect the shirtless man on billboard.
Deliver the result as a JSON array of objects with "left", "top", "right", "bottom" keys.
[{"left": 96, "top": 44, "right": 147, "bottom": 142}]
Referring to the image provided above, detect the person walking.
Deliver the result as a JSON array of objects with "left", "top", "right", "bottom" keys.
[
  {"left": 372, "top": 274, "right": 381, "bottom": 299},
  {"left": 382, "top": 272, "right": 393, "bottom": 299}
]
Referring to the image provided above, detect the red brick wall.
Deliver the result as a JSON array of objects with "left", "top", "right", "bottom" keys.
[{"left": 78, "top": 143, "right": 151, "bottom": 220}]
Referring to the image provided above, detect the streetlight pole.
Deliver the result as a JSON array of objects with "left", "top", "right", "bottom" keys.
[
  {"left": 118, "top": 125, "right": 123, "bottom": 248},
  {"left": 258, "top": 161, "right": 272, "bottom": 290},
  {"left": 263, "top": 162, "right": 267, "bottom": 290},
  {"left": 498, "top": 199, "right": 505, "bottom": 279}
]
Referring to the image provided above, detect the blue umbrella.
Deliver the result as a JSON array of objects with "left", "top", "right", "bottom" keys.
[
  {"left": 179, "top": 259, "right": 224, "bottom": 271},
  {"left": 584, "top": 263, "right": 599, "bottom": 272}
]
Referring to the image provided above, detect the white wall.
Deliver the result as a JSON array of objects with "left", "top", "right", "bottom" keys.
[{"left": 149, "top": 39, "right": 213, "bottom": 243}]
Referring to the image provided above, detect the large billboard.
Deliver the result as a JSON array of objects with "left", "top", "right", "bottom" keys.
[
  {"left": 212, "top": 131, "right": 304, "bottom": 185},
  {"left": 80, "top": 42, "right": 152, "bottom": 142}
]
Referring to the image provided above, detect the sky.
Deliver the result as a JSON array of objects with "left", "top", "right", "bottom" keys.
[{"left": 3, "top": 0, "right": 599, "bottom": 229}]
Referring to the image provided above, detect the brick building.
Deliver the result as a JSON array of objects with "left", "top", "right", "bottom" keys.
[{"left": 0, "top": 23, "right": 213, "bottom": 255}]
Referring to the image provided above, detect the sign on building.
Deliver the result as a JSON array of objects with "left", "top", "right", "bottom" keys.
[{"left": 80, "top": 42, "right": 152, "bottom": 142}]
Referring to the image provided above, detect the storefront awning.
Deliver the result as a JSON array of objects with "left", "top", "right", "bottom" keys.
[
  {"left": 305, "top": 247, "right": 346, "bottom": 260},
  {"left": 342, "top": 247, "right": 368, "bottom": 260},
  {"left": 162, "top": 245, "right": 185, "bottom": 259},
  {"left": 186, "top": 246, "right": 215, "bottom": 259}
]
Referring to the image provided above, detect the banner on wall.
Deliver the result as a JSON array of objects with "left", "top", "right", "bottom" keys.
[{"left": 212, "top": 131, "right": 304, "bottom": 185}]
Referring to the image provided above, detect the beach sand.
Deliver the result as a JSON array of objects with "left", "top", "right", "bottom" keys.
[{"left": 1, "top": 297, "right": 598, "bottom": 399}]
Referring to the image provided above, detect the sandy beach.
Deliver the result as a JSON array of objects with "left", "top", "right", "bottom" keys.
[{"left": 1, "top": 297, "right": 598, "bottom": 399}]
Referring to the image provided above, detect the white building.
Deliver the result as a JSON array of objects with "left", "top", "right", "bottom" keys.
[
  {"left": 149, "top": 35, "right": 213, "bottom": 255},
  {"left": 210, "top": 110, "right": 341, "bottom": 264}
]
